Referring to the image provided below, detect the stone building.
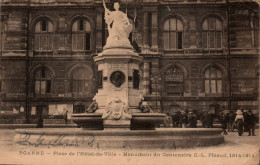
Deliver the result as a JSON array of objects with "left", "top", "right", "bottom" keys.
[{"left": 0, "top": 0, "right": 259, "bottom": 124}]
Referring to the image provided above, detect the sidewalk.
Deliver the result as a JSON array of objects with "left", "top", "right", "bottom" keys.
[
  {"left": 0, "top": 123, "right": 258, "bottom": 129},
  {"left": 0, "top": 123, "right": 219, "bottom": 129},
  {"left": 0, "top": 123, "right": 77, "bottom": 129}
]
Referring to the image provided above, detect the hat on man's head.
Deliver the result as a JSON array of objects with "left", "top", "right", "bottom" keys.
[{"left": 236, "top": 110, "right": 243, "bottom": 115}]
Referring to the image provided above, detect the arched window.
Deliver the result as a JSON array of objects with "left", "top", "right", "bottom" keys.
[
  {"left": 202, "top": 17, "right": 222, "bottom": 49},
  {"left": 165, "top": 66, "right": 184, "bottom": 96},
  {"left": 72, "top": 19, "right": 91, "bottom": 51},
  {"left": 34, "top": 67, "right": 52, "bottom": 94},
  {"left": 71, "top": 68, "right": 91, "bottom": 95},
  {"left": 163, "top": 18, "right": 183, "bottom": 50},
  {"left": 0, "top": 68, "right": 3, "bottom": 92},
  {"left": 34, "top": 19, "right": 54, "bottom": 52},
  {"left": 204, "top": 67, "right": 222, "bottom": 94}
]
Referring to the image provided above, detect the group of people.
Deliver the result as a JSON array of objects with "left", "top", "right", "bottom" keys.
[
  {"left": 164, "top": 111, "right": 198, "bottom": 128},
  {"left": 163, "top": 109, "right": 257, "bottom": 137},
  {"left": 218, "top": 109, "right": 257, "bottom": 136}
]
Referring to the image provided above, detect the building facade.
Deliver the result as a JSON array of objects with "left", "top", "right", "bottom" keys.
[{"left": 0, "top": 0, "right": 259, "bottom": 124}]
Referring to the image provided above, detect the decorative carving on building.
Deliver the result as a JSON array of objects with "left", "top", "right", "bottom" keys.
[
  {"left": 139, "top": 101, "right": 154, "bottom": 113},
  {"left": 86, "top": 100, "right": 98, "bottom": 113},
  {"left": 165, "top": 66, "right": 184, "bottom": 95},
  {"left": 102, "top": 98, "right": 132, "bottom": 120}
]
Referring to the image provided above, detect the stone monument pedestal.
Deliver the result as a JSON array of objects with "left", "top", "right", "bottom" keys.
[{"left": 94, "top": 48, "right": 143, "bottom": 115}]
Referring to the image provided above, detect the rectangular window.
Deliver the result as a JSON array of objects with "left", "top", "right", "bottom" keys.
[
  {"left": 202, "top": 32, "right": 207, "bottom": 48},
  {"left": 209, "top": 32, "right": 215, "bottom": 48},
  {"left": 47, "top": 34, "right": 53, "bottom": 50},
  {"left": 217, "top": 80, "right": 222, "bottom": 93},
  {"left": 85, "top": 33, "right": 91, "bottom": 50},
  {"left": 46, "top": 80, "right": 51, "bottom": 93},
  {"left": 72, "top": 34, "right": 85, "bottom": 51},
  {"left": 40, "top": 81, "right": 46, "bottom": 94},
  {"left": 78, "top": 80, "right": 84, "bottom": 94},
  {"left": 72, "top": 34, "right": 77, "bottom": 50},
  {"left": 73, "top": 81, "right": 78, "bottom": 93},
  {"left": 177, "top": 32, "right": 182, "bottom": 49},
  {"left": 170, "top": 32, "right": 176, "bottom": 49},
  {"left": 216, "top": 32, "right": 222, "bottom": 48},
  {"left": 42, "top": 34, "right": 48, "bottom": 50},
  {"left": 211, "top": 80, "right": 216, "bottom": 93},
  {"left": 205, "top": 80, "right": 210, "bottom": 93},
  {"left": 34, "top": 34, "right": 40, "bottom": 50},
  {"left": 163, "top": 33, "right": 169, "bottom": 50},
  {"left": 35, "top": 81, "right": 40, "bottom": 94},
  {"left": 78, "top": 34, "right": 84, "bottom": 50}
]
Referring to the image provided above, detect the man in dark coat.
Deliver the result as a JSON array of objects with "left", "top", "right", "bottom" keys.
[
  {"left": 172, "top": 111, "right": 181, "bottom": 128},
  {"left": 227, "top": 111, "right": 235, "bottom": 132},
  {"left": 188, "top": 112, "right": 197, "bottom": 128},
  {"left": 36, "top": 114, "right": 43, "bottom": 128},
  {"left": 218, "top": 112, "right": 228, "bottom": 135},
  {"left": 243, "top": 110, "right": 250, "bottom": 132},
  {"left": 180, "top": 111, "right": 188, "bottom": 128},
  {"left": 247, "top": 110, "right": 256, "bottom": 136},
  {"left": 201, "top": 111, "right": 214, "bottom": 128}
]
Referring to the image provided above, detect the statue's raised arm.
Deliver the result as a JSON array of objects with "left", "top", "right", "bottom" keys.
[
  {"left": 102, "top": 0, "right": 109, "bottom": 13},
  {"left": 102, "top": 2, "right": 133, "bottom": 50}
]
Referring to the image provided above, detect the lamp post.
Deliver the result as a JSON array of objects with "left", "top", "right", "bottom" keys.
[{"left": 150, "top": 73, "right": 162, "bottom": 109}]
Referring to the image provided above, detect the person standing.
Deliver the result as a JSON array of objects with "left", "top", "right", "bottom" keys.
[
  {"left": 163, "top": 113, "right": 172, "bottom": 128},
  {"left": 64, "top": 110, "right": 68, "bottom": 124},
  {"left": 180, "top": 111, "right": 188, "bottom": 128},
  {"left": 235, "top": 109, "right": 244, "bottom": 136},
  {"left": 227, "top": 111, "right": 235, "bottom": 132},
  {"left": 218, "top": 111, "right": 228, "bottom": 135},
  {"left": 188, "top": 112, "right": 197, "bottom": 128},
  {"left": 36, "top": 114, "right": 43, "bottom": 128},
  {"left": 247, "top": 110, "right": 256, "bottom": 136},
  {"left": 243, "top": 110, "right": 250, "bottom": 133}
]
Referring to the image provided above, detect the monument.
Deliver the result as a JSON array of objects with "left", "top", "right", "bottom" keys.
[{"left": 13, "top": 1, "right": 224, "bottom": 149}]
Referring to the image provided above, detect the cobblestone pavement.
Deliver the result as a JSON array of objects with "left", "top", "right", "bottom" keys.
[{"left": 0, "top": 129, "right": 259, "bottom": 165}]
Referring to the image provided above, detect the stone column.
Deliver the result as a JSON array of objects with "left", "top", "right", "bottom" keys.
[
  {"left": 143, "top": 61, "right": 150, "bottom": 95},
  {"left": 151, "top": 10, "right": 158, "bottom": 49},
  {"left": 143, "top": 11, "right": 150, "bottom": 49},
  {"left": 96, "top": 8, "right": 103, "bottom": 51}
]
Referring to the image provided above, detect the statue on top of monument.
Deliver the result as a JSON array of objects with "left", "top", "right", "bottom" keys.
[{"left": 103, "top": 0, "right": 133, "bottom": 49}]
